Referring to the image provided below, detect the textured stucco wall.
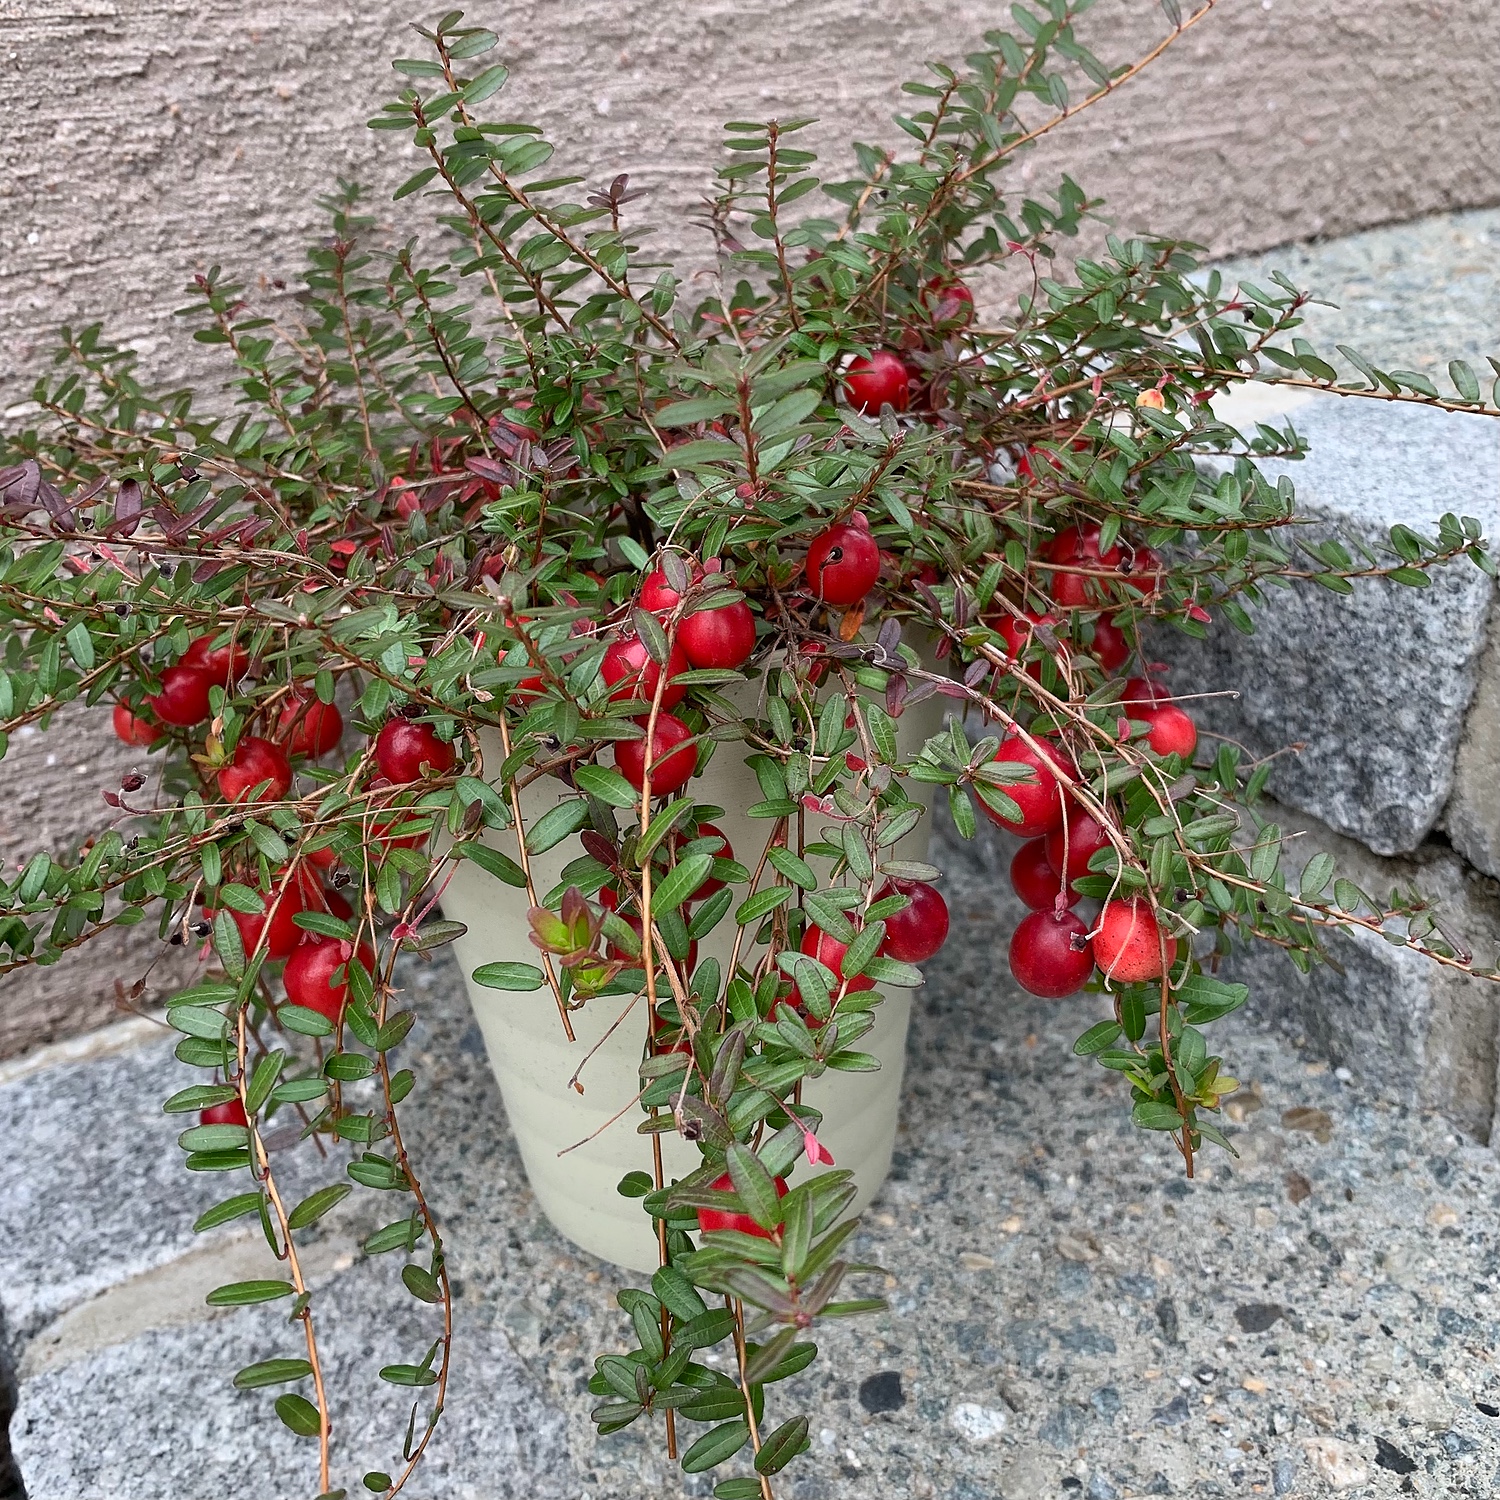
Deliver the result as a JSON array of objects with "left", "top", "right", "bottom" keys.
[{"left": 1, "top": 0, "right": 1498, "bottom": 1054}]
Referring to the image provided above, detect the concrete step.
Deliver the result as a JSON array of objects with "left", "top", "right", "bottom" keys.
[{"left": 4, "top": 849, "right": 1500, "bottom": 1497}]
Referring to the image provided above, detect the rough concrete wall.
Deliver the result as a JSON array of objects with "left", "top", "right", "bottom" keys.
[
  {"left": 1, "top": 0, "right": 1498, "bottom": 1056},
  {"left": 2, "top": 0, "right": 1498, "bottom": 408}
]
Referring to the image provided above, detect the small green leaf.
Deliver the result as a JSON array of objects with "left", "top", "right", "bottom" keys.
[
  {"left": 274, "top": 1392, "right": 323, "bottom": 1437},
  {"left": 736, "top": 887, "right": 794, "bottom": 925},
  {"left": 286, "top": 1184, "right": 353, "bottom": 1231},
  {"left": 364, "top": 1216, "right": 424, "bottom": 1255},
  {"left": 680, "top": 1419, "right": 751, "bottom": 1473},
  {"left": 1132, "top": 1100, "right": 1185, "bottom": 1131},
  {"left": 206, "top": 1280, "right": 296, "bottom": 1307},
  {"left": 766, "top": 846, "right": 817, "bottom": 891},
  {"left": 1073, "top": 1021, "right": 1122, "bottom": 1056},
  {"left": 234, "top": 1358, "right": 314, "bottom": 1390},
  {"left": 724, "top": 1142, "right": 782, "bottom": 1231},
  {"left": 573, "top": 765, "right": 639, "bottom": 808},
  {"left": 280, "top": 1004, "right": 335, "bottom": 1037},
  {"left": 393, "top": 166, "right": 438, "bottom": 200},
  {"left": 1299, "top": 853, "right": 1334, "bottom": 900},
  {"left": 526, "top": 798, "right": 590, "bottom": 854},
  {"left": 193, "top": 1193, "right": 263, "bottom": 1233},
  {"left": 453, "top": 841, "right": 529, "bottom": 887},
  {"left": 402, "top": 1264, "right": 442, "bottom": 1303},
  {"left": 472, "top": 961, "right": 545, "bottom": 990},
  {"left": 652, "top": 854, "right": 714, "bottom": 915},
  {"left": 755, "top": 1414, "right": 811, "bottom": 1474}
]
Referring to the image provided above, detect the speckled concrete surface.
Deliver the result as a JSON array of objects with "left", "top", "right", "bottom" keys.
[
  {"left": 512, "top": 820, "right": 1500, "bottom": 1500},
  {"left": 9, "top": 815, "right": 1499, "bottom": 1498}
]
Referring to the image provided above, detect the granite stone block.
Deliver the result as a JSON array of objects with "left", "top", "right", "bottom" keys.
[
  {"left": 1157, "top": 391, "right": 1500, "bottom": 858},
  {"left": 1214, "top": 800, "right": 1500, "bottom": 1144}
]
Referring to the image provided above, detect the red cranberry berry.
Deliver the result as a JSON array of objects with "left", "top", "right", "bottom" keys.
[
  {"left": 1009, "top": 909, "right": 1095, "bottom": 998},
  {"left": 696, "top": 1170, "right": 790, "bottom": 1237},
  {"left": 375, "top": 719, "right": 456, "bottom": 783},
  {"left": 1044, "top": 810, "right": 1112, "bottom": 896},
  {"left": 283, "top": 938, "right": 373, "bottom": 1023},
  {"left": 1094, "top": 899, "right": 1177, "bottom": 983},
  {"left": 925, "top": 275, "right": 975, "bottom": 328},
  {"left": 877, "top": 879, "right": 950, "bottom": 963},
  {"left": 600, "top": 634, "right": 689, "bottom": 708},
  {"left": 980, "top": 735, "right": 1069, "bottom": 837},
  {"left": 1143, "top": 704, "right": 1198, "bottom": 760},
  {"left": 200, "top": 1097, "right": 248, "bottom": 1128},
  {"left": 113, "top": 703, "right": 161, "bottom": 747},
  {"left": 1119, "top": 545, "right": 1164, "bottom": 599},
  {"left": 1047, "top": 527, "right": 1123, "bottom": 609},
  {"left": 806, "top": 520, "right": 881, "bottom": 607},
  {"left": 800, "top": 925, "right": 876, "bottom": 994},
  {"left": 217, "top": 736, "right": 292, "bottom": 805},
  {"left": 639, "top": 561, "right": 703, "bottom": 615},
  {"left": 992, "top": 610, "right": 1060, "bottom": 680},
  {"left": 679, "top": 600, "right": 756, "bottom": 671},
  {"left": 1120, "top": 676, "right": 1168, "bottom": 718},
  {"left": 231, "top": 881, "right": 308, "bottom": 959},
  {"left": 278, "top": 695, "right": 343, "bottom": 758},
  {"left": 148, "top": 665, "right": 214, "bottom": 727},
  {"left": 1009, "top": 839, "right": 1072, "bottom": 911},
  {"left": 183, "top": 634, "right": 251, "bottom": 687},
  {"left": 613, "top": 713, "right": 698, "bottom": 795},
  {"left": 1092, "top": 616, "right": 1130, "bottom": 673},
  {"left": 842, "top": 351, "right": 910, "bottom": 414}
]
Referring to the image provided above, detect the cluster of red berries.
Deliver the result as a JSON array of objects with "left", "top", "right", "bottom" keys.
[
  {"left": 112, "top": 634, "right": 346, "bottom": 808},
  {"left": 605, "top": 562, "right": 757, "bottom": 794},
  {"left": 982, "top": 716, "right": 1187, "bottom": 999},
  {"left": 120, "top": 644, "right": 459, "bottom": 1134},
  {"left": 989, "top": 524, "right": 1165, "bottom": 678}
]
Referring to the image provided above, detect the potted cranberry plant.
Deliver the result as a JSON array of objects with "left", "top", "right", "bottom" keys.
[{"left": 2, "top": 3, "right": 1497, "bottom": 1495}]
